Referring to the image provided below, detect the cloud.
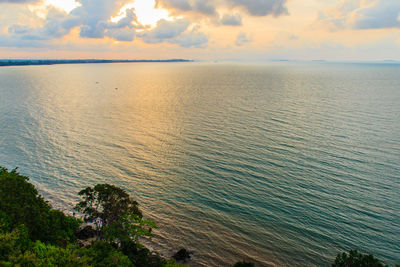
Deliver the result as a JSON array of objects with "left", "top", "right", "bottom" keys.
[
  {"left": 1, "top": 0, "right": 209, "bottom": 48},
  {"left": 140, "top": 19, "right": 208, "bottom": 48},
  {"left": 158, "top": 0, "right": 288, "bottom": 17},
  {"left": 220, "top": 13, "right": 242, "bottom": 26},
  {"left": 193, "top": 0, "right": 215, "bottom": 15},
  {"left": 172, "top": 30, "right": 208, "bottom": 47},
  {"left": 4, "top": 1, "right": 139, "bottom": 43},
  {"left": 141, "top": 19, "right": 190, "bottom": 43},
  {"left": 44, "top": 8, "right": 76, "bottom": 38},
  {"left": 106, "top": 9, "right": 137, "bottom": 29},
  {"left": 235, "top": 32, "right": 252, "bottom": 46},
  {"left": 8, "top": 24, "right": 33, "bottom": 35},
  {"left": 0, "top": 0, "right": 40, "bottom": 3},
  {"left": 157, "top": 0, "right": 191, "bottom": 11},
  {"left": 7, "top": 8, "right": 71, "bottom": 41},
  {"left": 351, "top": 1, "right": 400, "bottom": 29},
  {"left": 71, "top": 0, "right": 130, "bottom": 38},
  {"left": 229, "top": 0, "right": 288, "bottom": 17},
  {"left": 0, "top": 34, "right": 46, "bottom": 48},
  {"left": 1, "top": 0, "right": 290, "bottom": 51},
  {"left": 105, "top": 28, "right": 135, "bottom": 41},
  {"left": 157, "top": 0, "right": 216, "bottom": 15},
  {"left": 317, "top": 0, "right": 400, "bottom": 30}
]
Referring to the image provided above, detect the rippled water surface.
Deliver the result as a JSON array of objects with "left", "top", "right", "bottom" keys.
[{"left": 0, "top": 62, "right": 399, "bottom": 266}]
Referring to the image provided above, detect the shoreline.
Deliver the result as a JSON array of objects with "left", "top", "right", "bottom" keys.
[{"left": 0, "top": 59, "right": 193, "bottom": 67}]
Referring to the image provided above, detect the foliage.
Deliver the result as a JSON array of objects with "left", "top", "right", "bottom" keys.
[
  {"left": 0, "top": 211, "right": 11, "bottom": 233},
  {"left": 0, "top": 166, "right": 81, "bottom": 245},
  {"left": 0, "top": 166, "right": 183, "bottom": 267},
  {"left": 332, "top": 250, "right": 387, "bottom": 267},
  {"left": 0, "top": 167, "right": 49, "bottom": 240},
  {"left": 164, "top": 260, "right": 184, "bottom": 267},
  {"left": 104, "top": 214, "right": 157, "bottom": 244},
  {"left": 80, "top": 186, "right": 162, "bottom": 266},
  {"left": 75, "top": 184, "right": 142, "bottom": 233},
  {"left": 120, "top": 239, "right": 170, "bottom": 267},
  {"left": 82, "top": 241, "right": 133, "bottom": 267},
  {"left": 2, "top": 234, "right": 133, "bottom": 267},
  {"left": 0, "top": 224, "right": 30, "bottom": 263},
  {"left": 8, "top": 241, "right": 91, "bottom": 266},
  {"left": 45, "top": 209, "right": 82, "bottom": 245},
  {"left": 234, "top": 261, "right": 255, "bottom": 267}
]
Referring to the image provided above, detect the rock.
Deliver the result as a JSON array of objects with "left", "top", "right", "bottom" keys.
[
  {"left": 173, "top": 248, "right": 192, "bottom": 262},
  {"left": 75, "top": 225, "right": 96, "bottom": 240}
]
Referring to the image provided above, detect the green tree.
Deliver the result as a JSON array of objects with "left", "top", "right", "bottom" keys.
[
  {"left": 0, "top": 224, "right": 30, "bottom": 263},
  {"left": 0, "top": 166, "right": 80, "bottom": 245},
  {"left": 75, "top": 184, "right": 142, "bottom": 234},
  {"left": 332, "top": 250, "right": 387, "bottom": 267},
  {"left": 0, "top": 166, "right": 181, "bottom": 267},
  {"left": 120, "top": 240, "right": 169, "bottom": 267},
  {"left": 8, "top": 241, "right": 91, "bottom": 266},
  {"left": 0, "top": 167, "right": 50, "bottom": 240},
  {"left": 82, "top": 241, "right": 133, "bottom": 267},
  {"left": 75, "top": 184, "right": 168, "bottom": 266},
  {"left": 104, "top": 214, "right": 156, "bottom": 244},
  {"left": 0, "top": 211, "right": 11, "bottom": 233}
]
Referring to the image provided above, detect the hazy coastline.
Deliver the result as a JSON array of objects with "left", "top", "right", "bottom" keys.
[{"left": 0, "top": 59, "right": 192, "bottom": 67}]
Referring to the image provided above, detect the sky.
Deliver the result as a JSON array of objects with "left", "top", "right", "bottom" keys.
[{"left": 0, "top": 0, "right": 399, "bottom": 61}]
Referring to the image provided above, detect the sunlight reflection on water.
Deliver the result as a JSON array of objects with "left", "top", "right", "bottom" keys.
[{"left": 0, "top": 62, "right": 399, "bottom": 266}]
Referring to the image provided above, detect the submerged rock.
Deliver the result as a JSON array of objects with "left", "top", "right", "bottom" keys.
[{"left": 173, "top": 248, "right": 192, "bottom": 262}]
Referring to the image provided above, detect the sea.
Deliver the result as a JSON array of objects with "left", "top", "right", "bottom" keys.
[{"left": 0, "top": 62, "right": 399, "bottom": 266}]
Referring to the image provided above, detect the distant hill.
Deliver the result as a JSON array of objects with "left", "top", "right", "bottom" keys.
[{"left": 0, "top": 59, "right": 192, "bottom": 66}]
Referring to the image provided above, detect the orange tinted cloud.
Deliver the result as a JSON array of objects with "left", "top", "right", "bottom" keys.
[{"left": 0, "top": 0, "right": 399, "bottom": 61}]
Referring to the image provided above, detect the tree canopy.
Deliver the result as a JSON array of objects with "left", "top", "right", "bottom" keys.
[
  {"left": 332, "top": 250, "right": 388, "bottom": 267},
  {"left": 0, "top": 166, "right": 80, "bottom": 245},
  {"left": 75, "top": 184, "right": 142, "bottom": 232},
  {"left": 0, "top": 166, "right": 180, "bottom": 267}
]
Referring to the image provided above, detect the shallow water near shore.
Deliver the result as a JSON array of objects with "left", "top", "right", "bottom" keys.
[{"left": 0, "top": 62, "right": 399, "bottom": 266}]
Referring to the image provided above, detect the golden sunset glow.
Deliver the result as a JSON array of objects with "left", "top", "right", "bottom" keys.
[
  {"left": 113, "top": 0, "right": 171, "bottom": 27},
  {"left": 46, "top": 0, "right": 80, "bottom": 13},
  {"left": 1, "top": 0, "right": 399, "bottom": 60}
]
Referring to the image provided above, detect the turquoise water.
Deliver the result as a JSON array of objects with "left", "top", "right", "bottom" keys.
[{"left": 0, "top": 62, "right": 399, "bottom": 266}]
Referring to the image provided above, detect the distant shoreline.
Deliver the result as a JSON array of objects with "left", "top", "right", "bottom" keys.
[{"left": 0, "top": 59, "right": 193, "bottom": 67}]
